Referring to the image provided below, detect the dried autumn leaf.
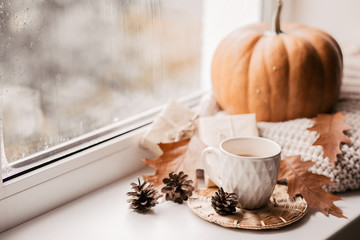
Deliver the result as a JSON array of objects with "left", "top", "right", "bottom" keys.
[
  {"left": 143, "top": 136, "right": 206, "bottom": 190},
  {"left": 278, "top": 155, "right": 346, "bottom": 218},
  {"left": 307, "top": 112, "right": 352, "bottom": 163}
]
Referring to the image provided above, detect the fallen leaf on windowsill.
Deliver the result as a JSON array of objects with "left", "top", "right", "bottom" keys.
[
  {"left": 142, "top": 136, "right": 206, "bottom": 190},
  {"left": 278, "top": 155, "right": 346, "bottom": 218}
]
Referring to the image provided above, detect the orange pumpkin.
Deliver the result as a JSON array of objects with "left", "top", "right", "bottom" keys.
[{"left": 211, "top": 1, "right": 343, "bottom": 122}]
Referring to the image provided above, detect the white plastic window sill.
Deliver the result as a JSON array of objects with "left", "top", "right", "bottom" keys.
[
  {"left": 0, "top": 126, "right": 151, "bottom": 232},
  {"left": 0, "top": 167, "right": 359, "bottom": 240},
  {"left": 0, "top": 92, "right": 203, "bottom": 232}
]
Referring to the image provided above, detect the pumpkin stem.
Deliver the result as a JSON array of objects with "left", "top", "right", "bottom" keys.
[{"left": 272, "top": 0, "right": 283, "bottom": 34}]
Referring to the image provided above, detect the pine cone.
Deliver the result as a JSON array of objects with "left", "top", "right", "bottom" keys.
[
  {"left": 211, "top": 188, "right": 238, "bottom": 216},
  {"left": 127, "top": 178, "right": 159, "bottom": 213},
  {"left": 161, "top": 171, "right": 194, "bottom": 204}
]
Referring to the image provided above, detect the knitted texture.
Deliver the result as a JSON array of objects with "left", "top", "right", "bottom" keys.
[
  {"left": 258, "top": 46, "right": 360, "bottom": 193},
  {"left": 257, "top": 109, "right": 360, "bottom": 193}
]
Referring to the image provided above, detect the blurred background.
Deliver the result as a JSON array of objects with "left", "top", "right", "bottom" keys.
[{"left": 276, "top": 0, "right": 360, "bottom": 46}]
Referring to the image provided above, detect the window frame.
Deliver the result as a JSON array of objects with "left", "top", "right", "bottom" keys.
[{"left": 0, "top": 91, "right": 204, "bottom": 232}]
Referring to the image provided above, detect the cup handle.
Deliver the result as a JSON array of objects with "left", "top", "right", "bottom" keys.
[{"left": 201, "top": 147, "right": 221, "bottom": 187}]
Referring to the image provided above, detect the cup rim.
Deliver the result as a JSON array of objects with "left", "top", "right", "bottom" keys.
[{"left": 219, "top": 136, "right": 281, "bottom": 160}]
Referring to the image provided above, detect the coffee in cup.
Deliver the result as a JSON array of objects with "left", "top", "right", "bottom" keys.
[{"left": 201, "top": 136, "right": 281, "bottom": 209}]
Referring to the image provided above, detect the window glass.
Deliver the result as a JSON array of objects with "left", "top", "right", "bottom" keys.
[{"left": 0, "top": 0, "right": 202, "bottom": 177}]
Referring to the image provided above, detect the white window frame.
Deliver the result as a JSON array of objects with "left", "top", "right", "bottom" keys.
[
  {"left": 0, "top": 91, "right": 204, "bottom": 232},
  {"left": 0, "top": 0, "right": 264, "bottom": 232}
]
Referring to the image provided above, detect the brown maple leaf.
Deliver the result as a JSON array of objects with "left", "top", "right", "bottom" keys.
[
  {"left": 142, "top": 136, "right": 206, "bottom": 190},
  {"left": 307, "top": 112, "right": 352, "bottom": 163},
  {"left": 278, "top": 155, "right": 346, "bottom": 218}
]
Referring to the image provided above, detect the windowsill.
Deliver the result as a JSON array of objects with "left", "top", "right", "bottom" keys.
[
  {"left": 1, "top": 167, "right": 359, "bottom": 240},
  {"left": 0, "top": 92, "right": 204, "bottom": 232}
]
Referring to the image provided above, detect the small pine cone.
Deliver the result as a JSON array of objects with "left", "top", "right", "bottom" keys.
[
  {"left": 211, "top": 188, "right": 238, "bottom": 216},
  {"left": 161, "top": 171, "right": 194, "bottom": 204},
  {"left": 127, "top": 178, "right": 159, "bottom": 213}
]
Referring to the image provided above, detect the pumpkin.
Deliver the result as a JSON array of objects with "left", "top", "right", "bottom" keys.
[{"left": 211, "top": 0, "right": 343, "bottom": 122}]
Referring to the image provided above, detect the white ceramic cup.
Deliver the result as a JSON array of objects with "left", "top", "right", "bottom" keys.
[{"left": 201, "top": 137, "right": 281, "bottom": 209}]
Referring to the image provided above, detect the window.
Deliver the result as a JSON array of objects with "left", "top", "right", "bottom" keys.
[{"left": 0, "top": 0, "right": 204, "bottom": 179}]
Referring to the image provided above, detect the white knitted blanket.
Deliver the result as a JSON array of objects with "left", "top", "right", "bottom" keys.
[{"left": 258, "top": 46, "right": 360, "bottom": 193}]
